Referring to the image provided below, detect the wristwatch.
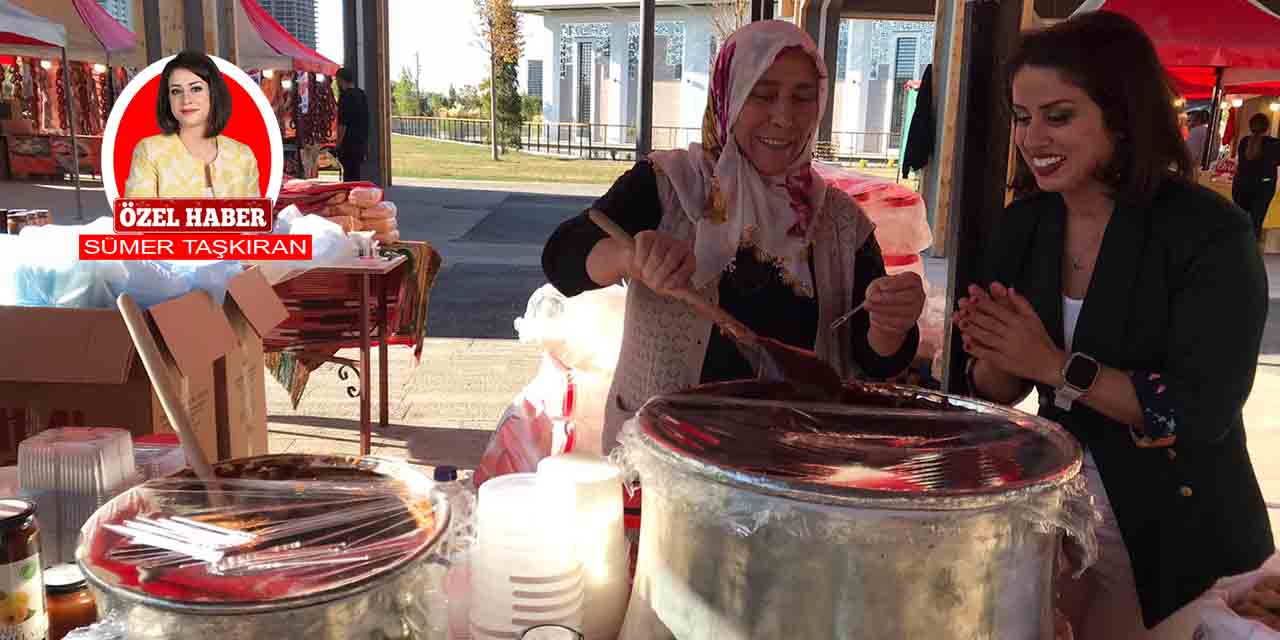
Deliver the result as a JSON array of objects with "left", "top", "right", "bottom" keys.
[{"left": 1053, "top": 353, "right": 1100, "bottom": 411}]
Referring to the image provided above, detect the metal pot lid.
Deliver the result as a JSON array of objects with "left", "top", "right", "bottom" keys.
[
  {"left": 77, "top": 455, "right": 448, "bottom": 611},
  {"left": 635, "top": 381, "right": 1081, "bottom": 504}
]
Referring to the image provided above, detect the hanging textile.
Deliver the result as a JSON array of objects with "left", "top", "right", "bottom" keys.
[
  {"left": 301, "top": 76, "right": 337, "bottom": 147},
  {"left": 298, "top": 72, "right": 310, "bottom": 115},
  {"left": 54, "top": 59, "right": 68, "bottom": 134},
  {"left": 95, "top": 68, "right": 110, "bottom": 132},
  {"left": 38, "top": 62, "right": 54, "bottom": 133}
]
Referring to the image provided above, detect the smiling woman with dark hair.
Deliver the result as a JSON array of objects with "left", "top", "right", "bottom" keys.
[
  {"left": 124, "top": 51, "right": 260, "bottom": 198},
  {"left": 954, "top": 10, "right": 1273, "bottom": 638}
]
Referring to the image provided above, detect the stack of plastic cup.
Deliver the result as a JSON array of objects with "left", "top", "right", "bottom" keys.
[
  {"left": 536, "top": 454, "right": 630, "bottom": 640},
  {"left": 18, "top": 427, "right": 139, "bottom": 564},
  {"left": 470, "top": 473, "right": 584, "bottom": 640}
]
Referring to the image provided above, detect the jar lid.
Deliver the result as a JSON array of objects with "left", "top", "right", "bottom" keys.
[
  {"left": 0, "top": 498, "right": 36, "bottom": 530},
  {"left": 44, "top": 564, "right": 87, "bottom": 594},
  {"left": 636, "top": 381, "right": 1081, "bottom": 506}
]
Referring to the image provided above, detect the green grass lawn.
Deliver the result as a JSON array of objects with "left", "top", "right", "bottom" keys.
[
  {"left": 391, "top": 135, "right": 630, "bottom": 184},
  {"left": 391, "top": 134, "right": 912, "bottom": 187}
]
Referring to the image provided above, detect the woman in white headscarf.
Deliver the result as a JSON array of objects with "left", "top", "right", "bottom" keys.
[{"left": 543, "top": 20, "right": 926, "bottom": 448}]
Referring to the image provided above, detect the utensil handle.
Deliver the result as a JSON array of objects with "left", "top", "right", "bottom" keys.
[
  {"left": 588, "top": 209, "right": 754, "bottom": 339},
  {"left": 116, "top": 293, "right": 218, "bottom": 484}
]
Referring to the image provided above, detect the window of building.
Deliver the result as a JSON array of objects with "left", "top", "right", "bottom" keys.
[
  {"left": 836, "top": 21, "right": 850, "bottom": 81},
  {"left": 528, "top": 60, "right": 544, "bottom": 99},
  {"left": 627, "top": 22, "right": 686, "bottom": 83},
  {"left": 889, "top": 35, "right": 918, "bottom": 147}
]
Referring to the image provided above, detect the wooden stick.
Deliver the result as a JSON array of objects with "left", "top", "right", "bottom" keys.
[
  {"left": 587, "top": 209, "right": 756, "bottom": 340},
  {"left": 116, "top": 293, "right": 218, "bottom": 484}
]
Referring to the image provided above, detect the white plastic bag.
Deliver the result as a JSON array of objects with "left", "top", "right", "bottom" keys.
[
  {"left": 478, "top": 285, "right": 628, "bottom": 484},
  {"left": 1193, "top": 553, "right": 1280, "bottom": 639}
]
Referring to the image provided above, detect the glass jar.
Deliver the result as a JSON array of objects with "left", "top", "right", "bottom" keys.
[
  {"left": 0, "top": 498, "right": 48, "bottom": 640},
  {"left": 44, "top": 564, "right": 95, "bottom": 640}
]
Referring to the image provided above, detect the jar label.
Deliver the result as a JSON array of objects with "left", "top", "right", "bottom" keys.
[{"left": 0, "top": 554, "right": 48, "bottom": 640}]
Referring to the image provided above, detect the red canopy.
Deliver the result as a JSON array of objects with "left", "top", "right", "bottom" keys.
[
  {"left": 238, "top": 0, "right": 338, "bottom": 75},
  {"left": 1171, "top": 66, "right": 1280, "bottom": 100},
  {"left": 1075, "top": 0, "right": 1280, "bottom": 98},
  {"left": 1076, "top": 0, "right": 1280, "bottom": 68},
  {"left": 69, "top": 0, "right": 135, "bottom": 54}
]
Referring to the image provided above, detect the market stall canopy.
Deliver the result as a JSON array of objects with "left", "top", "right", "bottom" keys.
[
  {"left": 1074, "top": 0, "right": 1280, "bottom": 97},
  {"left": 0, "top": 1, "right": 67, "bottom": 50},
  {"left": 236, "top": 0, "right": 339, "bottom": 75},
  {"left": 4, "top": 0, "right": 144, "bottom": 67}
]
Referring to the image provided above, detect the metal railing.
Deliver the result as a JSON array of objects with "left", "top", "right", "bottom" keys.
[{"left": 391, "top": 116, "right": 902, "bottom": 164}]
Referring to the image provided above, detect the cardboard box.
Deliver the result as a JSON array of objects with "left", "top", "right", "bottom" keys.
[
  {"left": 218, "top": 269, "right": 288, "bottom": 460},
  {"left": 0, "top": 269, "right": 284, "bottom": 464}
]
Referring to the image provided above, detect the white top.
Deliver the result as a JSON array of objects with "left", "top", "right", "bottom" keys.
[{"left": 1063, "top": 296, "right": 1084, "bottom": 352}]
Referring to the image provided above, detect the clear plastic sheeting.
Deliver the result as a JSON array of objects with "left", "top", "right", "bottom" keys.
[
  {"left": 610, "top": 381, "right": 1099, "bottom": 640},
  {"left": 77, "top": 454, "right": 449, "bottom": 640},
  {"left": 251, "top": 205, "right": 358, "bottom": 285},
  {"left": 0, "top": 217, "right": 246, "bottom": 309}
]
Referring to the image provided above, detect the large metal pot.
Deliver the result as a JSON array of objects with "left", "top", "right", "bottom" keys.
[
  {"left": 615, "top": 381, "right": 1096, "bottom": 640},
  {"left": 76, "top": 454, "right": 450, "bottom": 640}
]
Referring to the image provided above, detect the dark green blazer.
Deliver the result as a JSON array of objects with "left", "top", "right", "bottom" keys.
[{"left": 981, "top": 179, "right": 1274, "bottom": 628}]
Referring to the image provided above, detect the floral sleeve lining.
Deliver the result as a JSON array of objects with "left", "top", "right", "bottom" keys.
[{"left": 1129, "top": 371, "right": 1178, "bottom": 448}]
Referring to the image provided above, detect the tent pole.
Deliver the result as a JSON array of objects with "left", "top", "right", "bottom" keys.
[
  {"left": 1203, "top": 66, "right": 1225, "bottom": 171},
  {"left": 62, "top": 47, "right": 84, "bottom": 222}
]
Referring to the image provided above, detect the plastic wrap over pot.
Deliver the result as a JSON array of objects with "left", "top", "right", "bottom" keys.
[
  {"left": 76, "top": 455, "right": 449, "bottom": 640},
  {"left": 610, "top": 382, "right": 1099, "bottom": 640}
]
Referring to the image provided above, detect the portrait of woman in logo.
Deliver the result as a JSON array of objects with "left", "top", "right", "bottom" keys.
[
  {"left": 124, "top": 51, "right": 259, "bottom": 198},
  {"left": 102, "top": 51, "right": 282, "bottom": 204}
]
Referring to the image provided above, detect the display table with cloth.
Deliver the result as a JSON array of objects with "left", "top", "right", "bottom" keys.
[
  {"left": 263, "top": 242, "right": 443, "bottom": 454},
  {"left": 4, "top": 133, "right": 101, "bottom": 179}
]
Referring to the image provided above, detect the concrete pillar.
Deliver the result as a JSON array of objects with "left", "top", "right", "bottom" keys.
[
  {"left": 608, "top": 18, "right": 628, "bottom": 144},
  {"left": 681, "top": 13, "right": 711, "bottom": 142},
  {"left": 546, "top": 17, "right": 562, "bottom": 123},
  {"left": 805, "top": 0, "right": 842, "bottom": 143},
  {"left": 939, "top": 0, "right": 1031, "bottom": 391},
  {"left": 142, "top": 0, "right": 186, "bottom": 63},
  {"left": 217, "top": 0, "right": 239, "bottom": 63},
  {"left": 343, "top": 0, "right": 392, "bottom": 187}
]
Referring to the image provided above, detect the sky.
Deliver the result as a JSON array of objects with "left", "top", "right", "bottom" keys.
[{"left": 317, "top": 0, "right": 548, "bottom": 95}]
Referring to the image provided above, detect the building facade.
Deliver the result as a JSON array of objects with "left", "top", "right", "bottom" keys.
[
  {"left": 513, "top": 0, "right": 933, "bottom": 155},
  {"left": 96, "top": 0, "right": 132, "bottom": 30},
  {"left": 259, "top": 0, "right": 319, "bottom": 49}
]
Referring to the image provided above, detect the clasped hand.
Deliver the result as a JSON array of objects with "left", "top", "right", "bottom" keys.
[{"left": 953, "top": 282, "right": 1065, "bottom": 385}]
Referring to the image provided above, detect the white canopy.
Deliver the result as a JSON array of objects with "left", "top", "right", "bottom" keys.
[
  {"left": 0, "top": 0, "right": 67, "bottom": 51},
  {"left": 5, "top": 0, "right": 145, "bottom": 67}
]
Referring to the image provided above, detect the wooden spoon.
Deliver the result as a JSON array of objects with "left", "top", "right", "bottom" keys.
[{"left": 116, "top": 293, "right": 219, "bottom": 484}]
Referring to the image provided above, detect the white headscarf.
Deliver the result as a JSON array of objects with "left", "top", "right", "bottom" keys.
[{"left": 649, "top": 20, "right": 829, "bottom": 297}]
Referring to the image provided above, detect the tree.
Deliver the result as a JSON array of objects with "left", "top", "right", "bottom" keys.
[
  {"left": 392, "top": 66, "right": 421, "bottom": 116},
  {"left": 475, "top": 0, "right": 523, "bottom": 158},
  {"left": 709, "top": 0, "right": 749, "bottom": 42},
  {"left": 521, "top": 94, "right": 543, "bottom": 122}
]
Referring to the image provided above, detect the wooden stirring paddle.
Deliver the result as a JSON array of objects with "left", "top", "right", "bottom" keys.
[
  {"left": 117, "top": 293, "right": 219, "bottom": 485},
  {"left": 588, "top": 209, "right": 847, "bottom": 399}
]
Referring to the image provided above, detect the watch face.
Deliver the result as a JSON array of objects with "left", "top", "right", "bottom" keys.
[{"left": 1065, "top": 355, "right": 1100, "bottom": 389}]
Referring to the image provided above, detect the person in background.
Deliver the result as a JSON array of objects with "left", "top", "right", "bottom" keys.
[
  {"left": 124, "top": 51, "right": 259, "bottom": 197},
  {"left": 335, "top": 68, "right": 370, "bottom": 182},
  {"left": 1233, "top": 113, "right": 1280, "bottom": 240},
  {"left": 1184, "top": 109, "right": 1209, "bottom": 167},
  {"left": 542, "top": 21, "right": 925, "bottom": 449},
  {"left": 954, "top": 11, "right": 1272, "bottom": 639}
]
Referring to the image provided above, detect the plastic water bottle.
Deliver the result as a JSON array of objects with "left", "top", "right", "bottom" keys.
[
  {"left": 434, "top": 466, "right": 476, "bottom": 559},
  {"left": 431, "top": 466, "right": 476, "bottom": 639}
]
